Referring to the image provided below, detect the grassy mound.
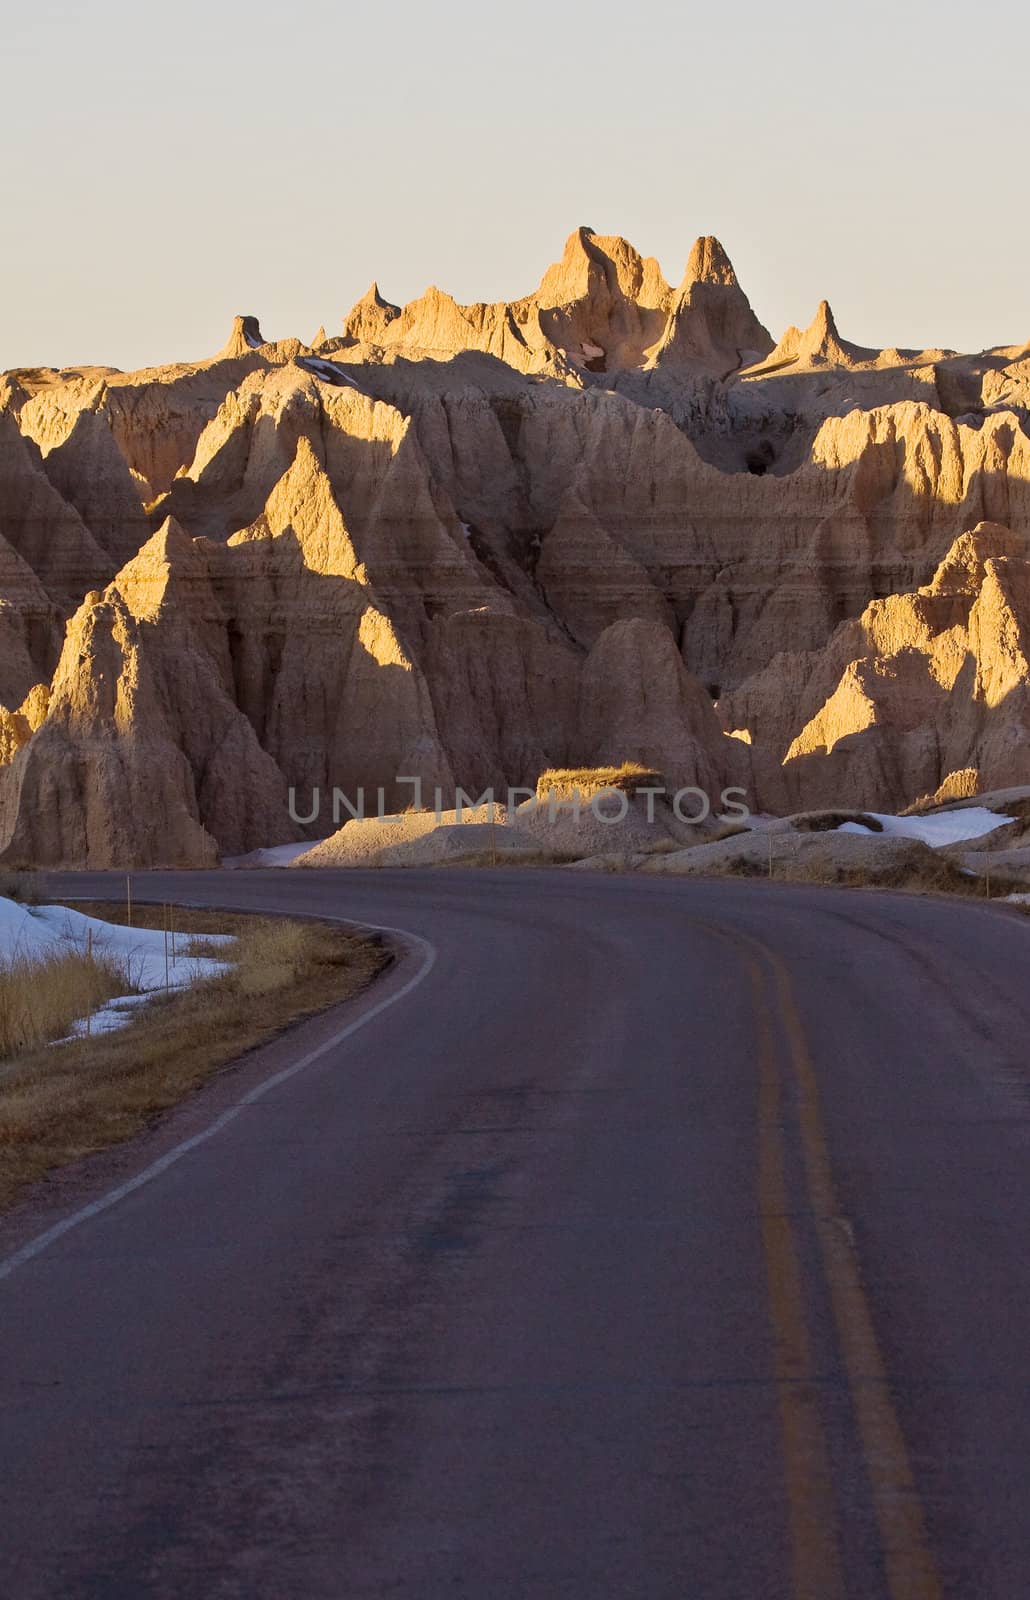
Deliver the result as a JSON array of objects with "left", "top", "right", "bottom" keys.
[{"left": 535, "top": 763, "right": 664, "bottom": 802}]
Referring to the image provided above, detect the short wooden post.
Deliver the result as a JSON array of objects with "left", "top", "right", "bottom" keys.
[{"left": 86, "top": 926, "right": 93, "bottom": 1037}]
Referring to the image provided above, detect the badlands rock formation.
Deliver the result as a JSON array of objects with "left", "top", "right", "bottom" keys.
[{"left": 2, "top": 226, "right": 1030, "bottom": 864}]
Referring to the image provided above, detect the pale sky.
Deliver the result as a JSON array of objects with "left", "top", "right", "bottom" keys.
[{"left": 4, "top": 0, "right": 1027, "bottom": 372}]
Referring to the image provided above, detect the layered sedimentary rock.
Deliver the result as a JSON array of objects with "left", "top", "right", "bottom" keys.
[
  {"left": 335, "top": 227, "right": 771, "bottom": 380},
  {"left": 651, "top": 236, "right": 773, "bottom": 375},
  {"left": 3, "top": 226, "right": 1030, "bottom": 863},
  {"left": 722, "top": 522, "right": 1030, "bottom": 809},
  {"left": 0, "top": 410, "right": 114, "bottom": 608}
]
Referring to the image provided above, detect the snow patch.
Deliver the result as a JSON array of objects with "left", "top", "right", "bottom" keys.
[
  {"left": 297, "top": 355, "right": 358, "bottom": 389},
  {"left": 837, "top": 808, "right": 1015, "bottom": 847},
  {"left": 223, "top": 841, "right": 323, "bottom": 869},
  {"left": 0, "top": 897, "right": 232, "bottom": 1040}
]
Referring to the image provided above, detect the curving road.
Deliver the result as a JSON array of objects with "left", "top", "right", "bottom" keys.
[{"left": 2, "top": 868, "right": 1030, "bottom": 1599}]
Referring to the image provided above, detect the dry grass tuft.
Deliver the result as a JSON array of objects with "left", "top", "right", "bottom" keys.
[
  {"left": 902, "top": 770, "right": 980, "bottom": 813},
  {"left": 231, "top": 918, "right": 311, "bottom": 996},
  {"left": 535, "top": 763, "right": 664, "bottom": 802},
  {"left": 0, "top": 948, "right": 132, "bottom": 1059},
  {"left": 0, "top": 905, "right": 386, "bottom": 1211}
]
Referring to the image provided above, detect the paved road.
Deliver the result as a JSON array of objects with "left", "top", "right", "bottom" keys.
[{"left": 2, "top": 869, "right": 1030, "bottom": 1599}]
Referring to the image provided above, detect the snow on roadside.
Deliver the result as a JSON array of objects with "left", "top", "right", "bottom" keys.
[
  {"left": 0, "top": 898, "right": 232, "bottom": 1040},
  {"left": 222, "top": 841, "right": 322, "bottom": 868},
  {"left": 837, "top": 808, "right": 1015, "bottom": 848}
]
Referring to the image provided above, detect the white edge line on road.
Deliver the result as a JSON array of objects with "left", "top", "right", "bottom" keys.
[{"left": 0, "top": 916, "right": 437, "bottom": 1284}]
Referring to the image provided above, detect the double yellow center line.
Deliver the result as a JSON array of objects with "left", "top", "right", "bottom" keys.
[{"left": 707, "top": 922, "right": 941, "bottom": 1600}]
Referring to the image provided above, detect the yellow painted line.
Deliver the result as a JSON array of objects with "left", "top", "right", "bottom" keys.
[
  {"left": 759, "top": 940, "right": 942, "bottom": 1600},
  {"left": 745, "top": 952, "right": 846, "bottom": 1600}
]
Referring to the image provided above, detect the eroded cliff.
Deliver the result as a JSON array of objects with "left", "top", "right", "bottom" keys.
[{"left": 2, "top": 227, "right": 1029, "bottom": 864}]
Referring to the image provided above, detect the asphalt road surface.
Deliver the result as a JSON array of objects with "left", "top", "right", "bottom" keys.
[{"left": 2, "top": 868, "right": 1030, "bottom": 1599}]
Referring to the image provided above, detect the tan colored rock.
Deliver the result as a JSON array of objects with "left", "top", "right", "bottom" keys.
[
  {"left": 0, "top": 594, "right": 219, "bottom": 868},
  {"left": 752, "top": 300, "right": 874, "bottom": 373},
  {"left": 0, "top": 411, "right": 114, "bottom": 608},
  {"left": 0, "top": 521, "right": 302, "bottom": 866},
  {"left": 640, "top": 827, "right": 942, "bottom": 883},
  {"left": 219, "top": 315, "right": 266, "bottom": 358},
  {"left": 0, "top": 529, "right": 61, "bottom": 710},
  {"left": 294, "top": 805, "right": 509, "bottom": 869},
  {"left": 536, "top": 489, "right": 675, "bottom": 646},
  {"left": 338, "top": 228, "right": 769, "bottom": 379},
  {"left": 422, "top": 609, "right": 579, "bottom": 792},
  {"left": 342, "top": 283, "right": 401, "bottom": 345},
  {"left": 5, "top": 228, "right": 1030, "bottom": 864},
  {"left": 219, "top": 440, "right": 455, "bottom": 812},
  {"left": 528, "top": 227, "right": 671, "bottom": 372},
  {"left": 0, "top": 685, "right": 48, "bottom": 766},
  {"left": 727, "top": 522, "right": 1030, "bottom": 809},
  {"left": 650, "top": 237, "right": 773, "bottom": 374},
  {"left": 17, "top": 385, "right": 152, "bottom": 566},
  {"left": 574, "top": 618, "right": 752, "bottom": 800}
]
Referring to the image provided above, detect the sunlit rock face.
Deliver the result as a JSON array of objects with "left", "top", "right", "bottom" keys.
[{"left": 2, "top": 227, "right": 1030, "bottom": 864}]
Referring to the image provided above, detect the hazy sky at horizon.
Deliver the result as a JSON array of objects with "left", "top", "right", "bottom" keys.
[{"left": 4, "top": 0, "right": 1028, "bottom": 372}]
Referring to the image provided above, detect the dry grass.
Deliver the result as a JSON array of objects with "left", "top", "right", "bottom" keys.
[
  {"left": 440, "top": 847, "right": 585, "bottom": 869},
  {"left": 0, "top": 947, "right": 134, "bottom": 1059},
  {"left": 790, "top": 811, "right": 885, "bottom": 833},
  {"left": 900, "top": 795, "right": 937, "bottom": 817},
  {"left": 902, "top": 771, "right": 980, "bottom": 813},
  {"left": 535, "top": 763, "right": 664, "bottom": 801},
  {"left": 0, "top": 905, "right": 387, "bottom": 1211},
  {"left": 443, "top": 830, "right": 743, "bottom": 869},
  {"left": 796, "top": 855, "right": 978, "bottom": 893},
  {"left": 723, "top": 848, "right": 1023, "bottom": 898}
]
